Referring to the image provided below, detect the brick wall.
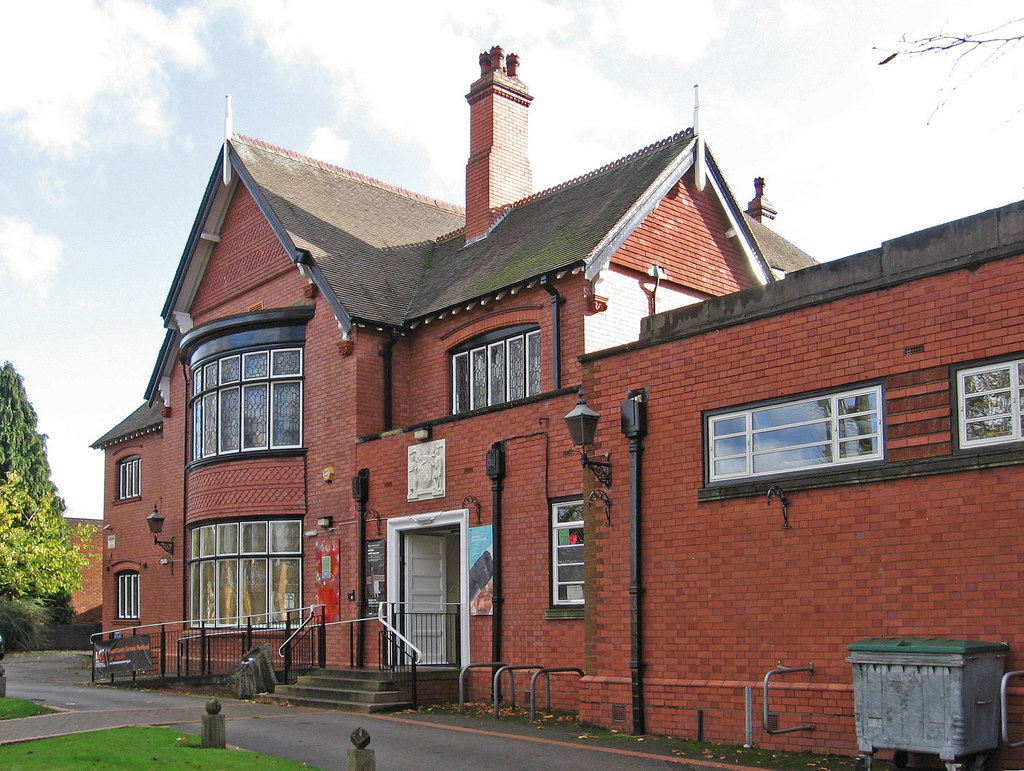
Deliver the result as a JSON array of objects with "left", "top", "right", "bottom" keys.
[{"left": 577, "top": 243, "right": 1024, "bottom": 762}]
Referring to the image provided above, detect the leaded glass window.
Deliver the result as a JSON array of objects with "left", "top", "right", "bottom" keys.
[
  {"left": 117, "top": 456, "right": 141, "bottom": 500},
  {"left": 451, "top": 326, "right": 542, "bottom": 414},
  {"left": 190, "top": 519, "right": 302, "bottom": 627},
  {"left": 190, "top": 347, "right": 301, "bottom": 460}
]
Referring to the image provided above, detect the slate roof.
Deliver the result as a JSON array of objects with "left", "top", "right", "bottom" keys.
[
  {"left": 91, "top": 403, "right": 163, "bottom": 449},
  {"left": 233, "top": 137, "right": 465, "bottom": 327},
  {"left": 409, "top": 131, "right": 697, "bottom": 320},
  {"left": 743, "top": 213, "right": 816, "bottom": 273}
]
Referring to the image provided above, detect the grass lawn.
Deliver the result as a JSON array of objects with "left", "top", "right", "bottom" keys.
[
  {"left": 0, "top": 726, "right": 325, "bottom": 770},
  {"left": 0, "top": 699, "right": 57, "bottom": 720}
]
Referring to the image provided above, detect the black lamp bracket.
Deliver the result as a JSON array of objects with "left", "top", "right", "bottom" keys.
[
  {"left": 581, "top": 450, "right": 612, "bottom": 487},
  {"left": 153, "top": 535, "right": 174, "bottom": 554}
]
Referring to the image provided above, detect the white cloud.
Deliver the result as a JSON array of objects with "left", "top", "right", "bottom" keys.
[
  {"left": 0, "top": 217, "right": 63, "bottom": 299},
  {"left": 305, "top": 127, "right": 352, "bottom": 167},
  {"left": 589, "top": 0, "right": 735, "bottom": 64},
  {"left": 0, "top": 0, "right": 208, "bottom": 152}
]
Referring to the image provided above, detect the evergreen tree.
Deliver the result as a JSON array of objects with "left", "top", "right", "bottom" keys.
[{"left": 0, "top": 361, "right": 63, "bottom": 509}]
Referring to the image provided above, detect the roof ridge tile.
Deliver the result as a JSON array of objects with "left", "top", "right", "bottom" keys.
[
  {"left": 509, "top": 127, "right": 695, "bottom": 209},
  {"left": 232, "top": 134, "right": 465, "bottom": 216}
]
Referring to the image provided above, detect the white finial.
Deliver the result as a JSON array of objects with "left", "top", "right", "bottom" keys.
[
  {"left": 693, "top": 85, "right": 706, "bottom": 191},
  {"left": 223, "top": 94, "right": 233, "bottom": 185}
]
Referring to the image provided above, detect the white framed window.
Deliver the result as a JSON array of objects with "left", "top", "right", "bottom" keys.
[
  {"left": 452, "top": 326, "right": 542, "bottom": 414},
  {"left": 117, "top": 456, "right": 141, "bottom": 500},
  {"left": 958, "top": 358, "right": 1024, "bottom": 448},
  {"left": 552, "top": 500, "right": 584, "bottom": 606},
  {"left": 117, "top": 571, "right": 140, "bottom": 619},
  {"left": 708, "top": 385, "right": 883, "bottom": 482},
  {"left": 189, "top": 519, "right": 302, "bottom": 626},
  {"left": 191, "top": 348, "right": 302, "bottom": 460}
]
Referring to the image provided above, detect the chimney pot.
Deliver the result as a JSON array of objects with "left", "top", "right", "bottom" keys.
[
  {"left": 753, "top": 177, "right": 765, "bottom": 197},
  {"left": 507, "top": 53, "right": 520, "bottom": 77},
  {"left": 490, "top": 46, "right": 505, "bottom": 72},
  {"left": 479, "top": 51, "right": 491, "bottom": 76}
]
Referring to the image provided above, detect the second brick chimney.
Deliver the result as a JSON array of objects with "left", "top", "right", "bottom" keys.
[
  {"left": 465, "top": 46, "right": 533, "bottom": 242},
  {"left": 745, "top": 177, "right": 777, "bottom": 228}
]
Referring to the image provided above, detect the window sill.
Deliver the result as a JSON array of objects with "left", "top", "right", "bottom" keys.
[
  {"left": 545, "top": 606, "right": 584, "bottom": 621},
  {"left": 186, "top": 447, "right": 307, "bottom": 472},
  {"left": 699, "top": 447, "right": 1024, "bottom": 502}
]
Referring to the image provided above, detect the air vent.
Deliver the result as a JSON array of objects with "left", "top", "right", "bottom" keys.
[
  {"left": 248, "top": 301, "right": 264, "bottom": 313},
  {"left": 611, "top": 703, "right": 626, "bottom": 724},
  {"left": 904, "top": 344, "right": 925, "bottom": 355}
]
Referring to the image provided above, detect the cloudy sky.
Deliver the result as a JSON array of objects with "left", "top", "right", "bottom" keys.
[{"left": 1, "top": 1, "right": 1021, "bottom": 519}]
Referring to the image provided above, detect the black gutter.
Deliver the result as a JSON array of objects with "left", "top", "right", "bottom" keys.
[
  {"left": 539, "top": 275, "right": 565, "bottom": 390},
  {"left": 380, "top": 329, "right": 401, "bottom": 431}
]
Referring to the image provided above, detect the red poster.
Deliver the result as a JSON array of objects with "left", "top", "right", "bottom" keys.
[{"left": 315, "top": 538, "right": 341, "bottom": 623}]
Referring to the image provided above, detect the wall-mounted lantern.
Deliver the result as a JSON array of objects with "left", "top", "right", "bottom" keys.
[
  {"left": 317, "top": 516, "right": 334, "bottom": 530},
  {"left": 146, "top": 504, "right": 174, "bottom": 554},
  {"left": 563, "top": 389, "right": 612, "bottom": 487}
]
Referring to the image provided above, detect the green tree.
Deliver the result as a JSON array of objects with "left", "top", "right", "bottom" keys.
[
  {"left": 0, "top": 362, "right": 62, "bottom": 507},
  {"left": 0, "top": 472, "right": 90, "bottom": 599}
]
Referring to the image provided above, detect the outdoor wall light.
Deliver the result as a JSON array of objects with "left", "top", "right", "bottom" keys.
[
  {"left": 317, "top": 516, "right": 333, "bottom": 529},
  {"left": 146, "top": 504, "right": 175, "bottom": 554},
  {"left": 563, "top": 389, "right": 612, "bottom": 487}
]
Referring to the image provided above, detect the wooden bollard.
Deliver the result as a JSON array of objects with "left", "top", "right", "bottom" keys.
[
  {"left": 347, "top": 727, "right": 374, "bottom": 770},
  {"left": 201, "top": 698, "right": 226, "bottom": 748}
]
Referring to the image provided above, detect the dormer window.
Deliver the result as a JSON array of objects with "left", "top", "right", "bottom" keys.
[{"left": 452, "top": 325, "right": 541, "bottom": 414}]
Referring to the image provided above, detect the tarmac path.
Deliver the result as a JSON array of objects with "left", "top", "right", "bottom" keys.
[{"left": 0, "top": 651, "right": 759, "bottom": 770}]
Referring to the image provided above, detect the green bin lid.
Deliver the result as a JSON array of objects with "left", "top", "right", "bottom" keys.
[{"left": 847, "top": 637, "right": 1009, "bottom": 654}]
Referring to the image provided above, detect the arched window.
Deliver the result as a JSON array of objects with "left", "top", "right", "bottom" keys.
[
  {"left": 451, "top": 325, "right": 541, "bottom": 414},
  {"left": 116, "top": 571, "right": 140, "bottom": 619}
]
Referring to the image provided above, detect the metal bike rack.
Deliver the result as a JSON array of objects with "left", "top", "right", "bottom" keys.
[
  {"left": 1001, "top": 669, "right": 1024, "bottom": 747},
  {"left": 493, "top": 664, "right": 543, "bottom": 718},
  {"left": 458, "top": 661, "right": 506, "bottom": 714},
  {"left": 528, "top": 667, "right": 584, "bottom": 722},
  {"left": 763, "top": 663, "right": 814, "bottom": 735}
]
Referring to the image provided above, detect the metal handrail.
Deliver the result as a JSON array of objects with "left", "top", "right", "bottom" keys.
[
  {"left": 89, "top": 605, "right": 328, "bottom": 644},
  {"left": 1001, "top": 670, "right": 1024, "bottom": 747},
  {"left": 529, "top": 668, "right": 584, "bottom": 722},
  {"left": 377, "top": 601, "right": 424, "bottom": 664},
  {"left": 278, "top": 605, "right": 325, "bottom": 656},
  {"left": 763, "top": 663, "right": 815, "bottom": 734}
]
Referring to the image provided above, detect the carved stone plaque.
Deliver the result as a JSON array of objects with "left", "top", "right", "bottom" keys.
[{"left": 408, "top": 439, "right": 446, "bottom": 501}]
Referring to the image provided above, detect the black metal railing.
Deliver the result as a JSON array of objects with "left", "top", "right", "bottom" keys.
[{"left": 90, "top": 605, "right": 325, "bottom": 684}]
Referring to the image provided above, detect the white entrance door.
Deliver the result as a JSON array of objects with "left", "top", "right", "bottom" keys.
[{"left": 404, "top": 533, "right": 447, "bottom": 664}]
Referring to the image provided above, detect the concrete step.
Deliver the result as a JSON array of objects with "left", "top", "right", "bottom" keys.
[
  {"left": 257, "top": 668, "right": 413, "bottom": 713},
  {"left": 258, "top": 692, "right": 413, "bottom": 713}
]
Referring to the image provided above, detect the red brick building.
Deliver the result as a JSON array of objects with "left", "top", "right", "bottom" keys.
[
  {"left": 135, "top": 43, "right": 1024, "bottom": 758},
  {"left": 579, "top": 199, "right": 1024, "bottom": 763}
]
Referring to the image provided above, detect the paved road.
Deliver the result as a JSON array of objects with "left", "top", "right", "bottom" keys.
[{"left": 0, "top": 651, "right": 754, "bottom": 770}]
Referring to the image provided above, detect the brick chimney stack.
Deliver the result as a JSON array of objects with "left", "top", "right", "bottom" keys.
[
  {"left": 465, "top": 46, "right": 533, "bottom": 242},
  {"left": 745, "top": 177, "right": 777, "bottom": 228}
]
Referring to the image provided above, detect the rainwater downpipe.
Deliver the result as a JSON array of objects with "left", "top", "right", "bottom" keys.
[
  {"left": 352, "top": 468, "right": 369, "bottom": 668},
  {"left": 539, "top": 276, "right": 564, "bottom": 390},
  {"left": 622, "top": 388, "right": 649, "bottom": 735},
  {"left": 485, "top": 442, "right": 506, "bottom": 681},
  {"left": 380, "top": 328, "right": 401, "bottom": 431}
]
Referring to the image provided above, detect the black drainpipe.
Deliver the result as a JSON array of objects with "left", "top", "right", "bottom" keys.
[
  {"left": 621, "top": 388, "right": 649, "bottom": 735},
  {"left": 352, "top": 468, "right": 370, "bottom": 668},
  {"left": 539, "top": 275, "right": 564, "bottom": 390},
  {"left": 380, "top": 329, "right": 401, "bottom": 431},
  {"left": 485, "top": 442, "right": 506, "bottom": 676}
]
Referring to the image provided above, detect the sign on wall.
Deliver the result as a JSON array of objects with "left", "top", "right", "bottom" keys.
[
  {"left": 469, "top": 525, "right": 494, "bottom": 616},
  {"left": 316, "top": 538, "right": 341, "bottom": 623},
  {"left": 365, "top": 539, "right": 386, "bottom": 615}
]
